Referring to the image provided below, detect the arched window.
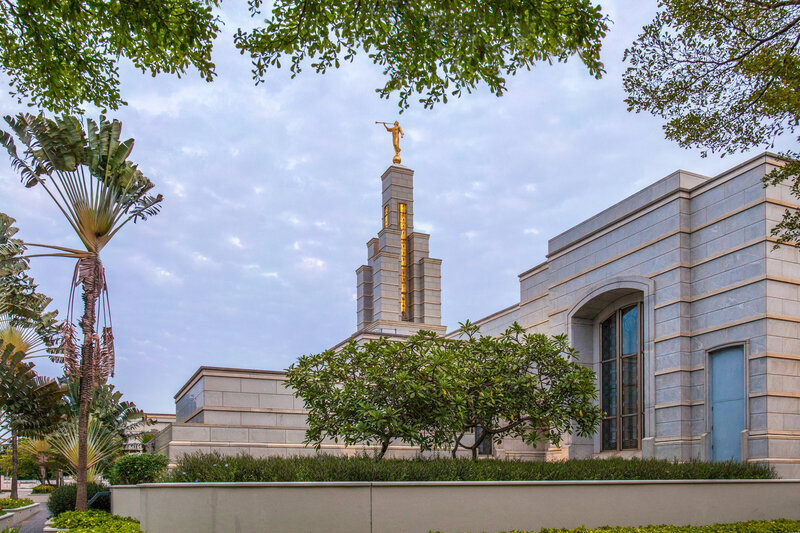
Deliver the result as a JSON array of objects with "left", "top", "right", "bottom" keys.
[{"left": 601, "top": 304, "right": 643, "bottom": 450}]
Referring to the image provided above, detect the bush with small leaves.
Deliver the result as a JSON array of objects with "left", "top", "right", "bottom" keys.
[
  {"left": 31, "top": 484, "right": 56, "bottom": 494},
  {"left": 47, "top": 483, "right": 106, "bottom": 517},
  {"left": 107, "top": 453, "right": 168, "bottom": 485}
]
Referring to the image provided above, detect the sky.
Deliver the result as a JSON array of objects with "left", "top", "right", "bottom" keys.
[{"left": 0, "top": 2, "right": 792, "bottom": 413}]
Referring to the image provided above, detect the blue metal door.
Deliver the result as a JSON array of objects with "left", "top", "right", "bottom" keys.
[{"left": 710, "top": 346, "right": 745, "bottom": 462}]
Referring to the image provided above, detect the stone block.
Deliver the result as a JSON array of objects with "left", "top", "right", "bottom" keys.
[
  {"left": 285, "top": 430, "right": 308, "bottom": 444},
  {"left": 204, "top": 411, "right": 242, "bottom": 425},
  {"left": 204, "top": 391, "right": 223, "bottom": 407},
  {"left": 277, "top": 413, "right": 308, "bottom": 427},
  {"left": 210, "top": 427, "right": 248, "bottom": 443},
  {"left": 247, "top": 446, "right": 287, "bottom": 458},
  {"left": 241, "top": 412, "right": 278, "bottom": 426},
  {"left": 204, "top": 376, "right": 242, "bottom": 392},
  {"left": 259, "top": 393, "right": 295, "bottom": 410},
  {"left": 276, "top": 381, "right": 295, "bottom": 395},
  {"left": 173, "top": 426, "right": 211, "bottom": 442},
  {"left": 767, "top": 357, "right": 800, "bottom": 376},
  {"left": 222, "top": 392, "right": 260, "bottom": 408}
]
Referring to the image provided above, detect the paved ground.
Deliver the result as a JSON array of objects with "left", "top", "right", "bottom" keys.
[{"left": 5, "top": 491, "right": 51, "bottom": 533}]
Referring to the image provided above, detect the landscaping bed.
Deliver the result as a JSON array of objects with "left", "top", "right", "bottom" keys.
[
  {"left": 0, "top": 497, "right": 34, "bottom": 509},
  {"left": 164, "top": 452, "right": 775, "bottom": 483},
  {"left": 494, "top": 520, "right": 800, "bottom": 533},
  {"left": 49, "top": 510, "right": 143, "bottom": 532}
]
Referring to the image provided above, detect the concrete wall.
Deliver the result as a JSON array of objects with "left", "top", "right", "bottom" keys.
[{"left": 113, "top": 479, "right": 800, "bottom": 533}]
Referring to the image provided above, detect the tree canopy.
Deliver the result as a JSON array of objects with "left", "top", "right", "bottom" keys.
[
  {"left": 287, "top": 331, "right": 460, "bottom": 458},
  {"left": 236, "top": 0, "right": 610, "bottom": 109},
  {"left": 286, "top": 324, "right": 600, "bottom": 459},
  {"left": 0, "top": 0, "right": 221, "bottom": 112},
  {"left": 0, "top": 0, "right": 610, "bottom": 112},
  {"left": 623, "top": 1, "right": 800, "bottom": 242}
]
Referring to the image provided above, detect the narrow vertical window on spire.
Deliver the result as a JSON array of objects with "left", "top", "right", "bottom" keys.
[
  {"left": 399, "top": 203, "right": 409, "bottom": 320},
  {"left": 384, "top": 205, "right": 389, "bottom": 228}
]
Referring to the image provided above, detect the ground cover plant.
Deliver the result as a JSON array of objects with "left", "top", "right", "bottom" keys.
[
  {"left": 31, "top": 484, "right": 55, "bottom": 494},
  {"left": 0, "top": 498, "right": 33, "bottom": 509},
  {"left": 51, "top": 510, "right": 142, "bottom": 532},
  {"left": 166, "top": 453, "right": 774, "bottom": 483},
  {"left": 464, "top": 520, "right": 800, "bottom": 533}
]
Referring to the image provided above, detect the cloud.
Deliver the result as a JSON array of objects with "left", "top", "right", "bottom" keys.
[
  {"left": 228, "top": 236, "right": 245, "bottom": 249},
  {"left": 297, "top": 257, "right": 327, "bottom": 274},
  {"left": 524, "top": 228, "right": 540, "bottom": 235}
]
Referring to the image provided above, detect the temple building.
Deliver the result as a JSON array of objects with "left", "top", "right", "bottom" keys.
[{"left": 151, "top": 152, "right": 800, "bottom": 478}]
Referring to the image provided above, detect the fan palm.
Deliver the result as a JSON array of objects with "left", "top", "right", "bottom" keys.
[
  {"left": 0, "top": 341, "right": 65, "bottom": 498},
  {"left": 20, "top": 438, "right": 53, "bottom": 485},
  {"left": 0, "top": 114, "right": 162, "bottom": 510},
  {"left": 49, "top": 415, "right": 121, "bottom": 483}
]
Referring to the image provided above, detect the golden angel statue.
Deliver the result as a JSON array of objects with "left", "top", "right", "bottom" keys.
[{"left": 376, "top": 120, "right": 404, "bottom": 164}]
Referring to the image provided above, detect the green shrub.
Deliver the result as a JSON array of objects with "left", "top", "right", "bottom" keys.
[
  {"left": 31, "top": 484, "right": 56, "bottom": 494},
  {"left": 451, "top": 520, "right": 800, "bottom": 533},
  {"left": 166, "top": 452, "right": 775, "bottom": 483},
  {"left": 107, "top": 453, "right": 168, "bottom": 485},
  {"left": 0, "top": 498, "right": 33, "bottom": 509},
  {"left": 51, "top": 510, "right": 142, "bottom": 532},
  {"left": 47, "top": 483, "right": 106, "bottom": 517}
]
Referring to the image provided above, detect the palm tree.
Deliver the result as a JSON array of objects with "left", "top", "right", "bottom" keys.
[
  {"left": 63, "top": 378, "right": 149, "bottom": 446},
  {"left": 0, "top": 341, "right": 64, "bottom": 498},
  {"left": 0, "top": 114, "right": 162, "bottom": 510},
  {"left": 49, "top": 415, "right": 121, "bottom": 483},
  {"left": 21, "top": 438, "right": 53, "bottom": 485}
]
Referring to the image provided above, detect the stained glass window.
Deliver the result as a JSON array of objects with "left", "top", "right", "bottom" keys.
[
  {"left": 601, "top": 304, "right": 642, "bottom": 451},
  {"left": 399, "top": 203, "right": 409, "bottom": 320}
]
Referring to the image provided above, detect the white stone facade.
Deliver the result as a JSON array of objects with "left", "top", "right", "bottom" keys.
[{"left": 153, "top": 153, "right": 800, "bottom": 476}]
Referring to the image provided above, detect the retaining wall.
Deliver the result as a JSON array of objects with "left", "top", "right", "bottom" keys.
[{"left": 112, "top": 479, "right": 800, "bottom": 533}]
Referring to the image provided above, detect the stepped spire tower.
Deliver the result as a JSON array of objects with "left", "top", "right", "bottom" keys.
[{"left": 353, "top": 158, "right": 445, "bottom": 338}]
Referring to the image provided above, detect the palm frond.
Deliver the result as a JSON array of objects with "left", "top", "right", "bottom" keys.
[{"left": 49, "top": 415, "right": 121, "bottom": 478}]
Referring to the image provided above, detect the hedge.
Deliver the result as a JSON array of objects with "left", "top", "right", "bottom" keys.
[
  {"left": 445, "top": 520, "right": 800, "bottom": 533},
  {"left": 165, "top": 453, "right": 775, "bottom": 483},
  {"left": 107, "top": 454, "right": 169, "bottom": 485},
  {"left": 51, "top": 510, "right": 143, "bottom": 532},
  {"left": 47, "top": 483, "right": 107, "bottom": 516}
]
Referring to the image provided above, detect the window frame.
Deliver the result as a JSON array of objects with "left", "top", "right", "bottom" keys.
[{"left": 600, "top": 302, "right": 644, "bottom": 451}]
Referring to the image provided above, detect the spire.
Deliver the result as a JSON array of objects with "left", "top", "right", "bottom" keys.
[{"left": 355, "top": 164, "right": 444, "bottom": 335}]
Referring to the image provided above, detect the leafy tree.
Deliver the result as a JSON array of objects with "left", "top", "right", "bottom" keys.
[
  {"left": 0, "top": 0, "right": 220, "bottom": 113},
  {"left": 450, "top": 322, "right": 601, "bottom": 458},
  {"left": 0, "top": 114, "right": 162, "bottom": 510},
  {"left": 236, "top": 0, "right": 610, "bottom": 109},
  {"left": 623, "top": 1, "right": 800, "bottom": 243},
  {"left": 0, "top": 445, "right": 39, "bottom": 480},
  {"left": 288, "top": 325, "right": 601, "bottom": 459},
  {"left": 287, "top": 331, "right": 462, "bottom": 458}
]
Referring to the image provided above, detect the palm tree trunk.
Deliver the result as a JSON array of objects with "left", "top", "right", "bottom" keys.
[
  {"left": 11, "top": 432, "right": 18, "bottom": 500},
  {"left": 76, "top": 257, "right": 100, "bottom": 511}
]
